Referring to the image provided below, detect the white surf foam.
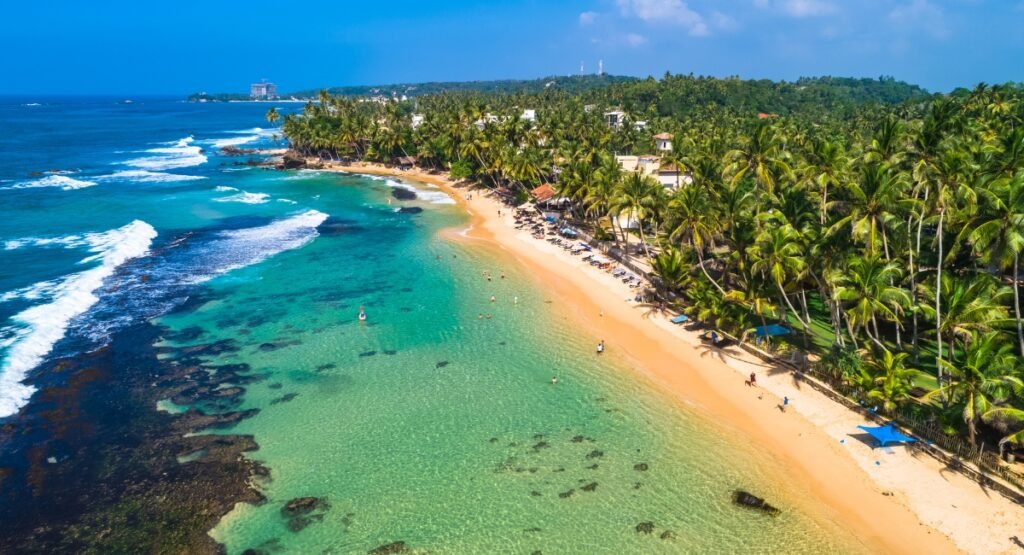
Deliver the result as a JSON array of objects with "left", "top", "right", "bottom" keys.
[
  {"left": 209, "top": 135, "right": 260, "bottom": 149},
  {"left": 214, "top": 191, "right": 270, "bottom": 204},
  {"left": 124, "top": 136, "right": 208, "bottom": 171},
  {"left": 214, "top": 186, "right": 238, "bottom": 192},
  {"left": 283, "top": 169, "right": 321, "bottom": 181},
  {"left": 0, "top": 220, "right": 157, "bottom": 418},
  {"left": 100, "top": 170, "right": 206, "bottom": 183},
  {"left": 10, "top": 175, "right": 97, "bottom": 191},
  {"left": 383, "top": 178, "right": 456, "bottom": 205},
  {"left": 182, "top": 210, "right": 328, "bottom": 283}
]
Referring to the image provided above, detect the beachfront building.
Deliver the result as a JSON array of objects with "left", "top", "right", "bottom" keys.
[
  {"left": 474, "top": 113, "right": 501, "bottom": 130},
  {"left": 657, "top": 163, "right": 692, "bottom": 189},
  {"left": 615, "top": 154, "right": 661, "bottom": 177},
  {"left": 654, "top": 132, "right": 673, "bottom": 152},
  {"left": 411, "top": 114, "right": 424, "bottom": 129},
  {"left": 604, "top": 110, "right": 626, "bottom": 127},
  {"left": 250, "top": 81, "right": 278, "bottom": 100},
  {"left": 522, "top": 109, "right": 537, "bottom": 122}
]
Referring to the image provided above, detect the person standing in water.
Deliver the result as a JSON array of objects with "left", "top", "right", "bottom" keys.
[
  {"left": 596, "top": 340, "right": 605, "bottom": 354},
  {"left": 358, "top": 306, "right": 367, "bottom": 321},
  {"left": 551, "top": 376, "right": 558, "bottom": 385}
]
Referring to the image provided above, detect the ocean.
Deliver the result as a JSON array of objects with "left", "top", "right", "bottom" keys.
[{"left": 0, "top": 97, "right": 866, "bottom": 553}]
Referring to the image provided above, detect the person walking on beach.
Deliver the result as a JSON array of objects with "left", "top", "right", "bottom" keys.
[
  {"left": 749, "top": 372, "right": 757, "bottom": 387},
  {"left": 782, "top": 396, "right": 789, "bottom": 412}
]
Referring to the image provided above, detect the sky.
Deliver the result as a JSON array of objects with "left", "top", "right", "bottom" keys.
[{"left": 1, "top": 0, "right": 1022, "bottom": 95}]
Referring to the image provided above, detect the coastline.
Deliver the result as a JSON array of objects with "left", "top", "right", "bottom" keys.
[{"left": 318, "top": 160, "right": 1024, "bottom": 555}]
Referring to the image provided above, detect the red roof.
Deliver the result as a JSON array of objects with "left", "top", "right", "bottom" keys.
[
  {"left": 757, "top": 112, "right": 779, "bottom": 119},
  {"left": 530, "top": 183, "right": 556, "bottom": 202}
]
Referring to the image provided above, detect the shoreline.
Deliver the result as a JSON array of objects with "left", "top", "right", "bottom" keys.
[{"left": 318, "top": 160, "right": 1024, "bottom": 555}]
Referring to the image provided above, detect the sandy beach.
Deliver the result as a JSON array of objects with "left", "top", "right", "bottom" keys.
[{"left": 319, "top": 161, "right": 1023, "bottom": 554}]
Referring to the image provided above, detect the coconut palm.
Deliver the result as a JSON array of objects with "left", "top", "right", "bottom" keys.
[
  {"left": 831, "top": 255, "right": 910, "bottom": 348},
  {"left": 927, "top": 332, "right": 1024, "bottom": 447}
]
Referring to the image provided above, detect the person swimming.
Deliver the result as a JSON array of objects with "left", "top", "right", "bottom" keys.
[
  {"left": 358, "top": 306, "right": 367, "bottom": 321},
  {"left": 551, "top": 376, "right": 558, "bottom": 385},
  {"left": 490, "top": 295, "right": 496, "bottom": 303}
]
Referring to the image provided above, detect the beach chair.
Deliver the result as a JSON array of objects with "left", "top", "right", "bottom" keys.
[{"left": 670, "top": 314, "right": 690, "bottom": 324}]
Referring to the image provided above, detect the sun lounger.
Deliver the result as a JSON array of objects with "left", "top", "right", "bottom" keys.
[{"left": 671, "top": 314, "right": 690, "bottom": 324}]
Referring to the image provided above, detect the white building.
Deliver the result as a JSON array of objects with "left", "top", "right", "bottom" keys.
[
  {"left": 411, "top": 114, "right": 424, "bottom": 129},
  {"left": 656, "top": 163, "right": 692, "bottom": 189},
  {"left": 250, "top": 81, "right": 277, "bottom": 99},
  {"left": 604, "top": 110, "right": 626, "bottom": 128},
  {"left": 654, "top": 132, "right": 673, "bottom": 152},
  {"left": 634, "top": 120, "right": 648, "bottom": 131},
  {"left": 473, "top": 113, "right": 501, "bottom": 130},
  {"left": 522, "top": 109, "right": 536, "bottom": 122}
]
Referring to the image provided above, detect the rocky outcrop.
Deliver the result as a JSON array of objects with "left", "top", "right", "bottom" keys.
[{"left": 732, "top": 490, "right": 780, "bottom": 515}]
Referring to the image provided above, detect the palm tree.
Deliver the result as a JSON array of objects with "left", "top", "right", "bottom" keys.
[
  {"left": 966, "top": 173, "right": 1024, "bottom": 354},
  {"left": 750, "top": 222, "right": 814, "bottom": 338},
  {"left": 858, "top": 348, "right": 925, "bottom": 414},
  {"left": 667, "top": 184, "right": 725, "bottom": 294},
  {"left": 927, "top": 332, "right": 1024, "bottom": 447},
  {"left": 831, "top": 255, "right": 910, "bottom": 348},
  {"left": 612, "top": 172, "right": 660, "bottom": 259},
  {"left": 265, "top": 107, "right": 280, "bottom": 126},
  {"left": 724, "top": 121, "right": 792, "bottom": 196}
]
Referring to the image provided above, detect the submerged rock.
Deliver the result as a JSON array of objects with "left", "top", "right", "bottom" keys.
[
  {"left": 435, "top": 361, "right": 449, "bottom": 368},
  {"left": 581, "top": 482, "right": 598, "bottom": 492},
  {"left": 270, "top": 393, "right": 299, "bottom": 405},
  {"left": 659, "top": 530, "right": 676, "bottom": 540},
  {"left": 732, "top": 490, "right": 780, "bottom": 516},
  {"left": 391, "top": 188, "right": 417, "bottom": 201},
  {"left": 585, "top": 450, "right": 604, "bottom": 459},
  {"left": 634, "top": 463, "right": 649, "bottom": 472},
  {"left": 281, "top": 496, "right": 330, "bottom": 532},
  {"left": 635, "top": 522, "right": 655, "bottom": 534},
  {"left": 359, "top": 351, "right": 377, "bottom": 357},
  {"left": 558, "top": 489, "right": 574, "bottom": 498},
  {"left": 369, "top": 541, "right": 409, "bottom": 554}
]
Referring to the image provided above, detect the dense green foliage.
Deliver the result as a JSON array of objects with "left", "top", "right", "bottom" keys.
[
  {"left": 279, "top": 75, "right": 1024, "bottom": 452},
  {"left": 188, "top": 75, "right": 638, "bottom": 102}
]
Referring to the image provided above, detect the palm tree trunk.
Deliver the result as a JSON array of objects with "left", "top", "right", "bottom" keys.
[
  {"left": 936, "top": 207, "right": 945, "bottom": 406},
  {"left": 694, "top": 240, "right": 727, "bottom": 296},
  {"left": 1015, "top": 252, "right": 1024, "bottom": 355}
]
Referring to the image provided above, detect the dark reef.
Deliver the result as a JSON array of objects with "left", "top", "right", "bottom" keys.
[{"left": 0, "top": 322, "right": 266, "bottom": 553}]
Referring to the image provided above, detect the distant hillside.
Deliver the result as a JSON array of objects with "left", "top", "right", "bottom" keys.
[
  {"left": 187, "top": 75, "right": 638, "bottom": 102},
  {"left": 595, "top": 74, "right": 932, "bottom": 119}
]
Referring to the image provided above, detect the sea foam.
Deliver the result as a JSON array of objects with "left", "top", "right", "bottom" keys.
[
  {"left": 101, "top": 170, "right": 206, "bottom": 183},
  {"left": 0, "top": 220, "right": 157, "bottom": 418},
  {"left": 124, "top": 136, "right": 208, "bottom": 171},
  {"left": 214, "top": 191, "right": 271, "bottom": 204},
  {"left": 10, "top": 175, "right": 97, "bottom": 191},
  {"left": 383, "top": 178, "right": 456, "bottom": 205}
]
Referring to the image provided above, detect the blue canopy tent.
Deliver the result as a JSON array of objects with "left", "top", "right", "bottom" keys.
[
  {"left": 857, "top": 423, "right": 917, "bottom": 448},
  {"left": 752, "top": 324, "right": 791, "bottom": 345},
  {"left": 670, "top": 314, "right": 690, "bottom": 324}
]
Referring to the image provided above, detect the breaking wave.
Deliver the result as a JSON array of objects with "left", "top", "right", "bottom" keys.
[
  {"left": 9, "top": 175, "right": 97, "bottom": 191},
  {"left": 0, "top": 221, "right": 157, "bottom": 418},
  {"left": 124, "top": 136, "right": 208, "bottom": 171}
]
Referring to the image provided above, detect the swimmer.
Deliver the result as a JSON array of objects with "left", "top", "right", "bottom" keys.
[
  {"left": 490, "top": 295, "right": 496, "bottom": 303},
  {"left": 551, "top": 376, "right": 558, "bottom": 385},
  {"left": 500, "top": 272, "right": 505, "bottom": 279},
  {"left": 514, "top": 296, "right": 518, "bottom": 305},
  {"left": 596, "top": 340, "right": 605, "bottom": 354},
  {"left": 486, "top": 313, "right": 492, "bottom": 320},
  {"left": 478, "top": 313, "right": 483, "bottom": 320}
]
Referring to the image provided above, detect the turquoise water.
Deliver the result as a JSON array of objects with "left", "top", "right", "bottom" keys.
[{"left": 0, "top": 99, "right": 866, "bottom": 553}]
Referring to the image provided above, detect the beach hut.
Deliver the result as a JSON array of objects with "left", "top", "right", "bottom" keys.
[
  {"left": 530, "top": 184, "right": 556, "bottom": 203},
  {"left": 857, "top": 423, "right": 917, "bottom": 448},
  {"left": 397, "top": 156, "right": 417, "bottom": 169}
]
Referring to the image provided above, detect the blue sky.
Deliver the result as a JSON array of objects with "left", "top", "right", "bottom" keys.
[{"left": 1, "top": 0, "right": 1021, "bottom": 94}]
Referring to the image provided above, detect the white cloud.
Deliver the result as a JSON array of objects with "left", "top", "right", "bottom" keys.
[
  {"left": 625, "top": 32, "right": 649, "bottom": 46},
  {"left": 752, "top": 0, "right": 837, "bottom": 17},
  {"left": 710, "top": 10, "right": 739, "bottom": 31},
  {"left": 889, "top": 0, "right": 949, "bottom": 39},
  {"left": 615, "top": 0, "right": 709, "bottom": 36},
  {"left": 579, "top": 11, "right": 598, "bottom": 26}
]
